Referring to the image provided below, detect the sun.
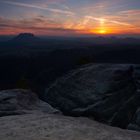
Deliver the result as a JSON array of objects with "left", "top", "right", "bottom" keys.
[
  {"left": 89, "top": 28, "right": 109, "bottom": 35},
  {"left": 98, "top": 29, "right": 107, "bottom": 34}
]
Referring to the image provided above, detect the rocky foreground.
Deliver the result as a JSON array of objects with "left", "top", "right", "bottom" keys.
[
  {"left": 1, "top": 89, "right": 140, "bottom": 140},
  {"left": 1, "top": 63, "right": 140, "bottom": 139},
  {"left": 0, "top": 89, "right": 58, "bottom": 117},
  {"left": 0, "top": 113, "right": 140, "bottom": 140}
]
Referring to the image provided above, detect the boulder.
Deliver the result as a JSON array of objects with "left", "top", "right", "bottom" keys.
[
  {"left": 0, "top": 89, "right": 59, "bottom": 117},
  {"left": 45, "top": 64, "right": 140, "bottom": 128}
]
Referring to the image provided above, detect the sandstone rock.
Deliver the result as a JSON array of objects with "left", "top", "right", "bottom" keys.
[
  {"left": 0, "top": 89, "right": 58, "bottom": 117},
  {"left": 0, "top": 113, "right": 140, "bottom": 140},
  {"left": 45, "top": 64, "right": 140, "bottom": 128}
]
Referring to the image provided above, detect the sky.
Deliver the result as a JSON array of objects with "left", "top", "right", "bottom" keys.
[{"left": 0, "top": 0, "right": 140, "bottom": 36}]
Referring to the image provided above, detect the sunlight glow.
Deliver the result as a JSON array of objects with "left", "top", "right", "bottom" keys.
[
  {"left": 90, "top": 28, "right": 108, "bottom": 35},
  {"left": 89, "top": 27, "right": 119, "bottom": 35},
  {"left": 100, "top": 18, "right": 105, "bottom": 25},
  {"left": 99, "top": 29, "right": 107, "bottom": 34}
]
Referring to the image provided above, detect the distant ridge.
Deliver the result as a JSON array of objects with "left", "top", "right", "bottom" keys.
[{"left": 12, "top": 33, "right": 40, "bottom": 42}]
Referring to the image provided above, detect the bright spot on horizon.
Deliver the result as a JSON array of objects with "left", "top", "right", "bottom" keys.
[
  {"left": 99, "top": 29, "right": 107, "bottom": 34},
  {"left": 98, "top": 18, "right": 107, "bottom": 34},
  {"left": 89, "top": 28, "right": 107, "bottom": 34}
]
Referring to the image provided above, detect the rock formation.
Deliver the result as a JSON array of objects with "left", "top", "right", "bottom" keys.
[
  {"left": 0, "top": 89, "right": 58, "bottom": 117},
  {"left": 45, "top": 64, "right": 140, "bottom": 130},
  {"left": 0, "top": 64, "right": 140, "bottom": 140},
  {"left": 0, "top": 113, "right": 140, "bottom": 140}
]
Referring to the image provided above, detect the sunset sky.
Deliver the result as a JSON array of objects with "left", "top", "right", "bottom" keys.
[{"left": 0, "top": 0, "right": 140, "bottom": 36}]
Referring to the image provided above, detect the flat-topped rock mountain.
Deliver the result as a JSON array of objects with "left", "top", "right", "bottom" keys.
[{"left": 11, "top": 33, "right": 40, "bottom": 43}]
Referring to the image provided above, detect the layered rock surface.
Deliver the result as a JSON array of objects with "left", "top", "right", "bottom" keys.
[
  {"left": 0, "top": 89, "right": 58, "bottom": 117},
  {"left": 0, "top": 113, "right": 140, "bottom": 140},
  {"left": 0, "top": 64, "right": 140, "bottom": 140},
  {"left": 45, "top": 64, "right": 140, "bottom": 129}
]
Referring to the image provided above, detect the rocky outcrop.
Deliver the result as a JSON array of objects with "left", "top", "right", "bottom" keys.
[
  {"left": 45, "top": 64, "right": 140, "bottom": 129},
  {"left": 0, "top": 89, "right": 58, "bottom": 117},
  {"left": 0, "top": 113, "right": 140, "bottom": 140}
]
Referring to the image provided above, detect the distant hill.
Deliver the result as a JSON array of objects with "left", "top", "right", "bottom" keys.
[{"left": 11, "top": 33, "right": 40, "bottom": 43}]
